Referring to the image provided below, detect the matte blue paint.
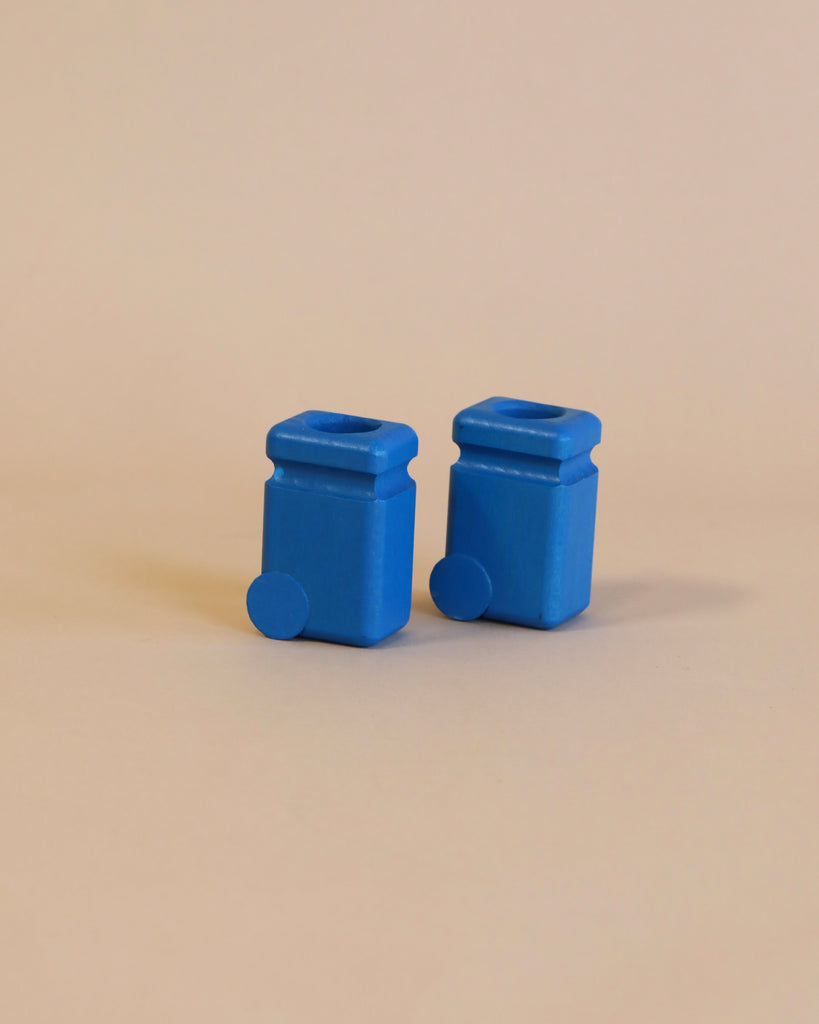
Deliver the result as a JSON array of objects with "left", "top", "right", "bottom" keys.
[
  {"left": 429, "top": 397, "right": 601, "bottom": 629},
  {"left": 247, "top": 410, "right": 418, "bottom": 646}
]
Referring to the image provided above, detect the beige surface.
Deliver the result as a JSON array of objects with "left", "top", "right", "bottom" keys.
[{"left": 2, "top": 2, "right": 818, "bottom": 1021}]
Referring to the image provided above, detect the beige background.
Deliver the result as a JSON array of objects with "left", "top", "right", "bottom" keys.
[{"left": 2, "top": 2, "right": 818, "bottom": 1021}]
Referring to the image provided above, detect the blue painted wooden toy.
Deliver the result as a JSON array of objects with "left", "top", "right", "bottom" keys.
[
  {"left": 247, "top": 410, "right": 418, "bottom": 646},
  {"left": 429, "top": 397, "right": 601, "bottom": 628}
]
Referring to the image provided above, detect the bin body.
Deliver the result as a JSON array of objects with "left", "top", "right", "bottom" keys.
[
  {"left": 430, "top": 397, "right": 601, "bottom": 629},
  {"left": 247, "top": 410, "right": 417, "bottom": 646}
]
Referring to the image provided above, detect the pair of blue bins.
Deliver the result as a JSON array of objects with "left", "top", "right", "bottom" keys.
[{"left": 246, "top": 398, "right": 602, "bottom": 646}]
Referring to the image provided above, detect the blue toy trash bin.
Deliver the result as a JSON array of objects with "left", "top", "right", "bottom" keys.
[
  {"left": 429, "top": 397, "right": 601, "bottom": 629},
  {"left": 247, "top": 410, "right": 418, "bottom": 646}
]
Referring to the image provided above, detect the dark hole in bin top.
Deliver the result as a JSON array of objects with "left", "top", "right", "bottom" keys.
[
  {"left": 492, "top": 399, "right": 564, "bottom": 420},
  {"left": 306, "top": 412, "right": 382, "bottom": 434}
]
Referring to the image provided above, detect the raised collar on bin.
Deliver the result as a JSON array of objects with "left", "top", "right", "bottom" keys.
[
  {"left": 267, "top": 410, "right": 418, "bottom": 475},
  {"left": 453, "top": 397, "right": 601, "bottom": 460}
]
